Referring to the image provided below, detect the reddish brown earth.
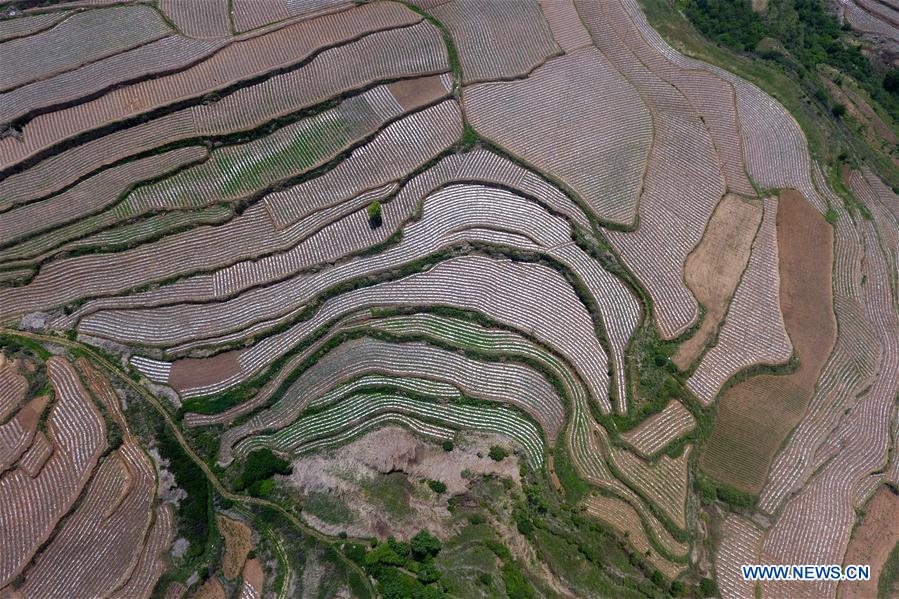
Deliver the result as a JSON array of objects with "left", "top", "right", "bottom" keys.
[
  {"left": 701, "top": 189, "right": 836, "bottom": 493},
  {"left": 168, "top": 350, "right": 242, "bottom": 392},
  {"left": 839, "top": 487, "right": 899, "bottom": 599},
  {"left": 387, "top": 74, "right": 449, "bottom": 111}
]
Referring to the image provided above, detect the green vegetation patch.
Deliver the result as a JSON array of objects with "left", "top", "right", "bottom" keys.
[{"left": 233, "top": 448, "right": 292, "bottom": 498}]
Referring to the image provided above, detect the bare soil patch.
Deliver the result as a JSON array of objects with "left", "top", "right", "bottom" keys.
[
  {"left": 839, "top": 487, "right": 899, "bottom": 599},
  {"left": 674, "top": 194, "right": 762, "bottom": 369},
  {"left": 168, "top": 350, "right": 242, "bottom": 392},
  {"left": 387, "top": 74, "right": 448, "bottom": 111},
  {"left": 216, "top": 513, "right": 253, "bottom": 580},
  {"left": 190, "top": 577, "right": 225, "bottom": 599},
  {"left": 701, "top": 189, "right": 836, "bottom": 493},
  {"left": 242, "top": 558, "right": 264, "bottom": 594},
  {"left": 284, "top": 426, "right": 520, "bottom": 540}
]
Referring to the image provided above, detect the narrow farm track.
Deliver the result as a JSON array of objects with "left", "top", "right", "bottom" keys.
[{"left": 0, "top": 327, "right": 376, "bottom": 597}]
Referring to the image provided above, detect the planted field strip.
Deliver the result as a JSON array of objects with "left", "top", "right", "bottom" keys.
[
  {"left": 687, "top": 197, "right": 792, "bottom": 405},
  {"left": 22, "top": 441, "right": 156, "bottom": 599},
  {"left": 92, "top": 188, "right": 614, "bottom": 414},
  {"left": 75, "top": 182, "right": 553, "bottom": 349},
  {"left": 849, "top": 168, "right": 899, "bottom": 279},
  {"left": 0, "top": 110, "right": 198, "bottom": 210},
  {"left": 126, "top": 87, "right": 403, "bottom": 214},
  {"left": 232, "top": 0, "right": 350, "bottom": 32},
  {"left": 595, "top": 425, "right": 690, "bottom": 530},
  {"left": 131, "top": 356, "right": 172, "bottom": 384},
  {"left": 0, "top": 357, "right": 105, "bottom": 587},
  {"left": 538, "top": 0, "right": 592, "bottom": 53},
  {"left": 0, "top": 356, "right": 28, "bottom": 420},
  {"left": 618, "top": 0, "right": 819, "bottom": 200},
  {"left": 700, "top": 189, "right": 835, "bottom": 494},
  {"left": 76, "top": 357, "right": 128, "bottom": 432},
  {"left": 0, "top": 6, "right": 171, "bottom": 93},
  {"left": 0, "top": 146, "right": 206, "bottom": 250},
  {"left": 0, "top": 11, "right": 72, "bottom": 42},
  {"left": 464, "top": 48, "right": 652, "bottom": 226},
  {"left": 714, "top": 515, "right": 762, "bottom": 599},
  {"left": 0, "top": 35, "right": 227, "bottom": 129},
  {"left": 54, "top": 205, "right": 233, "bottom": 260},
  {"left": 621, "top": 400, "right": 695, "bottom": 458},
  {"left": 85, "top": 148, "right": 589, "bottom": 331},
  {"left": 0, "top": 18, "right": 447, "bottom": 184},
  {"left": 158, "top": 0, "right": 231, "bottom": 38},
  {"left": 0, "top": 394, "right": 50, "bottom": 472},
  {"left": 16, "top": 431, "right": 53, "bottom": 478},
  {"left": 218, "top": 337, "right": 564, "bottom": 462},
  {"left": 760, "top": 224, "right": 898, "bottom": 590},
  {"left": 430, "top": 0, "right": 559, "bottom": 83},
  {"left": 179, "top": 255, "right": 612, "bottom": 415},
  {"left": 584, "top": 494, "right": 686, "bottom": 580},
  {"left": 673, "top": 195, "right": 762, "bottom": 369},
  {"left": 598, "top": 0, "right": 753, "bottom": 196},
  {"left": 110, "top": 504, "right": 174, "bottom": 599},
  {"left": 843, "top": 0, "right": 899, "bottom": 37},
  {"left": 813, "top": 162, "right": 865, "bottom": 298},
  {"left": 235, "top": 391, "right": 545, "bottom": 467},
  {"left": 759, "top": 294, "right": 882, "bottom": 513},
  {"left": 0, "top": 3, "right": 421, "bottom": 205},
  {"left": 263, "top": 94, "right": 460, "bottom": 229},
  {"left": 579, "top": 0, "right": 726, "bottom": 338},
  {"left": 238, "top": 558, "right": 265, "bottom": 599},
  {"left": 188, "top": 22, "right": 447, "bottom": 135}
]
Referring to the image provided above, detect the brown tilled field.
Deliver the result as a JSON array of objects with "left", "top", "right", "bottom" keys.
[
  {"left": 674, "top": 194, "right": 762, "bottom": 370},
  {"left": 838, "top": 486, "right": 899, "bottom": 599},
  {"left": 700, "top": 189, "right": 836, "bottom": 493},
  {"left": 216, "top": 514, "right": 253, "bottom": 580}
]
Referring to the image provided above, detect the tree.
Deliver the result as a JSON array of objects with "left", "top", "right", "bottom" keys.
[
  {"left": 884, "top": 69, "right": 899, "bottom": 94},
  {"left": 700, "top": 577, "right": 719, "bottom": 597},
  {"left": 427, "top": 480, "right": 447, "bottom": 494},
  {"left": 367, "top": 201, "right": 383, "bottom": 228},
  {"left": 488, "top": 445, "right": 509, "bottom": 461},
  {"left": 411, "top": 529, "right": 442, "bottom": 560},
  {"left": 832, "top": 103, "right": 847, "bottom": 118},
  {"left": 441, "top": 440, "right": 454, "bottom": 452}
]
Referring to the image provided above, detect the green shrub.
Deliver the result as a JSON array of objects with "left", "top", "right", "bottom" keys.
[
  {"left": 501, "top": 561, "right": 534, "bottom": 599},
  {"left": 411, "top": 530, "right": 442, "bottom": 560},
  {"left": 700, "top": 577, "right": 719, "bottom": 597},
  {"left": 367, "top": 201, "right": 383, "bottom": 228},
  {"left": 427, "top": 480, "right": 447, "bottom": 494},
  {"left": 488, "top": 446, "right": 509, "bottom": 461},
  {"left": 441, "top": 440, "right": 454, "bottom": 452}
]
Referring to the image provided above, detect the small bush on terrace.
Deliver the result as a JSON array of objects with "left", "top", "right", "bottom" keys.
[
  {"left": 411, "top": 529, "right": 442, "bottom": 561},
  {"left": 427, "top": 479, "right": 447, "bottom": 494},
  {"left": 488, "top": 445, "right": 509, "bottom": 461},
  {"left": 441, "top": 439, "right": 454, "bottom": 451},
  {"left": 367, "top": 201, "right": 383, "bottom": 228}
]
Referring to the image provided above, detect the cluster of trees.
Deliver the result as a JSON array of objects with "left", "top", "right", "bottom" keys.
[
  {"left": 233, "top": 449, "right": 292, "bottom": 497},
  {"left": 353, "top": 530, "right": 444, "bottom": 598},
  {"left": 685, "top": 0, "right": 899, "bottom": 122}
]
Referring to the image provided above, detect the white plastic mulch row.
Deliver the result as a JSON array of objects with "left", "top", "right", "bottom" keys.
[
  {"left": 234, "top": 391, "right": 545, "bottom": 467},
  {"left": 125, "top": 86, "right": 404, "bottom": 213},
  {"left": 0, "top": 6, "right": 172, "bottom": 94},
  {"left": 759, "top": 220, "right": 898, "bottom": 598},
  {"left": 218, "top": 337, "right": 564, "bottom": 462},
  {"left": 430, "top": 0, "right": 559, "bottom": 83},
  {"left": 464, "top": 47, "right": 652, "bottom": 226},
  {"left": 620, "top": 400, "right": 695, "bottom": 458},
  {"left": 21, "top": 442, "right": 155, "bottom": 599},
  {"left": 0, "top": 146, "right": 206, "bottom": 250},
  {"left": 0, "top": 2, "right": 421, "bottom": 207},
  {"left": 0, "top": 358, "right": 105, "bottom": 587}
]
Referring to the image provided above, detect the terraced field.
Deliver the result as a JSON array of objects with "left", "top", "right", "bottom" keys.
[{"left": 1, "top": 0, "right": 898, "bottom": 597}]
